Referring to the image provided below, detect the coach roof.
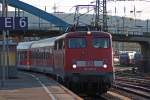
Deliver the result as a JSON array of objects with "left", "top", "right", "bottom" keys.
[
  {"left": 31, "top": 37, "right": 57, "bottom": 48},
  {"left": 17, "top": 41, "right": 34, "bottom": 50}
]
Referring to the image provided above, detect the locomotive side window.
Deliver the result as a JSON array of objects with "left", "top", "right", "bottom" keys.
[
  {"left": 93, "top": 38, "right": 109, "bottom": 48},
  {"left": 68, "top": 38, "right": 86, "bottom": 48}
]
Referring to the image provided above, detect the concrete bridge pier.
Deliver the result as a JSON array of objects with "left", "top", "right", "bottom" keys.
[{"left": 140, "top": 42, "right": 150, "bottom": 73}]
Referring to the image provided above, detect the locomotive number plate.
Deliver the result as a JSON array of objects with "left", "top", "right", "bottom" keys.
[{"left": 76, "top": 60, "right": 103, "bottom": 67}]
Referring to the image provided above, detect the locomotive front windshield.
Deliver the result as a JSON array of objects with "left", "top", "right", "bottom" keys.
[
  {"left": 68, "top": 38, "right": 86, "bottom": 48},
  {"left": 93, "top": 38, "right": 110, "bottom": 48}
]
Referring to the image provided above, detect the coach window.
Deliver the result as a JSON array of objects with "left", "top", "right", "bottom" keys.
[
  {"left": 40, "top": 52, "right": 42, "bottom": 59},
  {"left": 93, "top": 38, "right": 109, "bottom": 48},
  {"left": 42, "top": 51, "right": 44, "bottom": 60},
  {"left": 50, "top": 48, "right": 52, "bottom": 54},
  {"left": 23, "top": 51, "right": 25, "bottom": 60},
  {"left": 58, "top": 39, "right": 63, "bottom": 49},
  {"left": 54, "top": 41, "right": 56, "bottom": 50},
  {"left": 36, "top": 50, "right": 39, "bottom": 59},
  {"left": 62, "top": 40, "right": 65, "bottom": 49},
  {"left": 39, "top": 51, "right": 40, "bottom": 59},
  {"left": 41, "top": 52, "right": 43, "bottom": 60},
  {"left": 44, "top": 51, "right": 46, "bottom": 60},
  {"left": 44, "top": 50, "right": 46, "bottom": 59},
  {"left": 33, "top": 51, "right": 36, "bottom": 59},
  {"left": 32, "top": 51, "right": 34, "bottom": 59},
  {"left": 25, "top": 52, "right": 27, "bottom": 60},
  {"left": 20, "top": 53, "right": 22, "bottom": 60},
  {"left": 46, "top": 52, "right": 48, "bottom": 59},
  {"left": 54, "top": 41, "right": 58, "bottom": 50},
  {"left": 68, "top": 38, "right": 86, "bottom": 48},
  {"left": 34, "top": 50, "right": 36, "bottom": 59},
  {"left": 37, "top": 52, "right": 40, "bottom": 59},
  {"left": 35, "top": 51, "right": 37, "bottom": 59},
  {"left": 42, "top": 50, "right": 44, "bottom": 59}
]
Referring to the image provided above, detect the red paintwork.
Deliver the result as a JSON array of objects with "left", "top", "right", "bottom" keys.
[
  {"left": 17, "top": 50, "right": 32, "bottom": 70},
  {"left": 64, "top": 32, "right": 113, "bottom": 73}
]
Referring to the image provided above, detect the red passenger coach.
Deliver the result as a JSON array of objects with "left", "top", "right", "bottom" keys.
[
  {"left": 30, "top": 37, "right": 56, "bottom": 73},
  {"left": 17, "top": 41, "right": 34, "bottom": 70},
  {"left": 17, "top": 28, "right": 114, "bottom": 94}
]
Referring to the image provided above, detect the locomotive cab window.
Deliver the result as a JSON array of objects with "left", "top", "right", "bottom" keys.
[
  {"left": 93, "top": 38, "right": 109, "bottom": 48},
  {"left": 68, "top": 38, "right": 86, "bottom": 48}
]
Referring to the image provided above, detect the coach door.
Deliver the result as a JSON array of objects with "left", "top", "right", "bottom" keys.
[{"left": 54, "top": 39, "right": 65, "bottom": 74}]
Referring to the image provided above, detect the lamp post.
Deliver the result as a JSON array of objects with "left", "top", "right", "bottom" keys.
[
  {"left": 130, "top": 5, "right": 142, "bottom": 28},
  {"left": 1, "top": 0, "right": 8, "bottom": 87},
  {"left": 146, "top": 19, "right": 148, "bottom": 32}
]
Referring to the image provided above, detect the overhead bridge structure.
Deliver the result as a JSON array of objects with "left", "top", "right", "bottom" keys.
[
  {"left": 0, "top": 0, "right": 70, "bottom": 30},
  {"left": 113, "top": 34, "right": 150, "bottom": 73}
]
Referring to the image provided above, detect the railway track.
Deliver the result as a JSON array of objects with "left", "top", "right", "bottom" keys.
[
  {"left": 80, "top": 91, "right": 131, "bottom": 100},
  {"left": 116, "top": 76, "right": 150, "bottom": 81},
  {"left": 116, "top": 77, "right": 150, "bottom": 87},
  {"left": 113, "top": 77, "right": 150, "bottom": 99},
  {"left": 23, "top": 70, "right": 150, "bottom": 100},
  {"left": 114, "top": 66, "right": 150, "bottom": 99}
]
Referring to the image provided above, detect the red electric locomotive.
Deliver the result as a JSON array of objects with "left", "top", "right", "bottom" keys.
[{"left": 17, "top": 27, "right": 114, "bottom": 94}]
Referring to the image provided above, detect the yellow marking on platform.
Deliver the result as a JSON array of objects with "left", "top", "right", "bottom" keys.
[
  {"left": 108, "top": 91, "right": 131, "bottom": 100},
  {"left": 0, "top": 96, "right": 7, "bottom": 100}
]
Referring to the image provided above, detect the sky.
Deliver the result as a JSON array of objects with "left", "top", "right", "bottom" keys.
[
  {"left": 2, "top": 0, "right": 150, "bottom": 20},
  {"left": 20, "top": 0, "right": 93, "bottom": 12}
]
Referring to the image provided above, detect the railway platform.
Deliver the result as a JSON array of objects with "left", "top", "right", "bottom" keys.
[{"left": 0, "top": 71, "right": 82, "bottom": 100}]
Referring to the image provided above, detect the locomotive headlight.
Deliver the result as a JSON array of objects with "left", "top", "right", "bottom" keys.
[
  {"left": 72, "top": 64, "right": 77, "bottom": 69},
  {"left": 87, "top": 31, "right": 91, "bottom": 35},
  {"left": 103, "top": 64, "right": 108, "bottom": 68}
]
